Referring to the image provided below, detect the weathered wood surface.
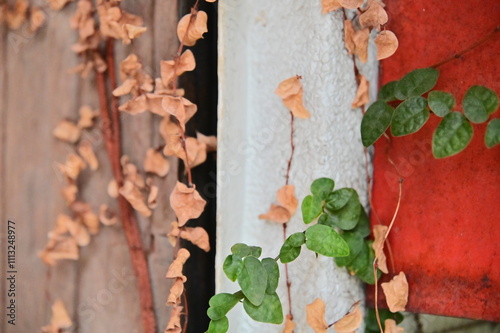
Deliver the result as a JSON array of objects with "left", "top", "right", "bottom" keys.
[{"left": 0, "top": 1, "right": 179, "bottom": 332}]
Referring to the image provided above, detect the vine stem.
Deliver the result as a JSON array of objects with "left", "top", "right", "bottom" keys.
[
  {"left": 431, "top": 26, "right": 499, "bottom": 68},
  {"left": 373, "top": 178, "right": 403, "bottom": 333},
  {"left": 95, "top": 39, "right": 157, "bottom": 333}
]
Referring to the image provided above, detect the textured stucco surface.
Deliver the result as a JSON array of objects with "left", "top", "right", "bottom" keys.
[{"left": 217, "top": 1, "right": 378, "bottom": 331}]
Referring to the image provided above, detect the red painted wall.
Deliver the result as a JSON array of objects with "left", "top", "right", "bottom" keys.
[{"left": 369, "top": 0, "right": 500, "bottom": 321}]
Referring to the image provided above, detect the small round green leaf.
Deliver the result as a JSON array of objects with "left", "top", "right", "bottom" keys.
[
  {"left": 305, "top": 224, "right": 350, "bottom": 257},
  {"left": 334, "top": 232, "right": 364, "bottom": 267},
  {"left": 391, "top": 96, "right": 430, "bottom": 136},
  {"left": 378, "top": 81, "right": 399, "bottom": 102},
  {"left": 310, "top": 178, "right": 335, "bottom": 200},
  {"left": 361, "top": 101, "right": 394, "bottom": 147},
  {"left": 432, "top": 112, "right": 473, "bottom": 158},
  {"left": 463, "top": 85, "right": 499, "bottom": 123},
  {"left": 428, "top": 91, "right": 455, "bottom": 117},
  {"left": 237, "top": 257, "right": 268, "bottom": 306},
  {"left": 279, "top": 233, "right": 305, "bottom": 264},
  {"left": 301, "top": 195, "right": 323, "bottom": 224},
  {"left": 231, "top": 243, "right": 251, "bottom": 257},
  {"left": 262, "top": 258, "right": 280, "bottom": 294},
  {"left": 325, "top": 189, "right": 361, "bottom": 230},
  {"left": 223, "top": 254, "right": 243, "bottom": 282},
  {"left": 243, "top": 292, "right": 284, "bottom": 324},
  {"left": 325, "top": 188, "right": 356, "bottom": 211},
  {"left": 394, "top": 67, "right": 439, "bottom": 100},
  {"left": 485, "top": 118, "right": 500, "bottom": 148},
  {"left": 205, "top": 317, "right": 229, "bottom": 333},
  {"left": 207, "top": 292, "right": 244, "bottom": 320},
  {"left": 249, "top": 246, "right": 262, "bottom": 258},
  {"left": 351, "top": 208, "right": 371, "bottom": 238}
]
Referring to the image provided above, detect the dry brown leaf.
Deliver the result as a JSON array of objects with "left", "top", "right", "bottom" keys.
[
  {"left": 61, "top": 184, "right": 78, "bottom": 205},
  {"left": 167, "top": 277, "right": 185, "bottom": 306},
  {"left": 384, "top": 319, "right": 404, "bottom": 333},
  {"left": 179, "top": 227, "right": 210, "bottom": 252},
  {"left": 177, "top": 11, "right": 208, "bottom": 46},
  {"left": 276, "top": 76, "right": 311, "bottom": 118},
  {"left": 338, "top": 0, "right": 363, "bottom": 9},
  {"left": 119, "top": 180, "right": 151, "bottom": 217},
  {"left": 77, "top": 105, "right": 98, "bottom": 128},
  {"left": 277, "top": 185, "right": 298, "bottom": 216},
  {"left": 119, "top": 94, "right": 149, "bottom": 114},
  {"left": 381, "top": 272, "right": 409, "bottom": 312},
  {"left": 170, "top": 182, "right": 207, "bottom": 227},
  {"left": 113, "top": 78, "right": 138, "bottom": 96},
  {"left": 161, "top": 117, "right": 184, "bottom": 157},
  {"left": 39, "top": 235, "right": 79, "bottom": 266},
  {"left": 147, "top": 184, "right": 159, "bottom": 209},
  {"left": 372, "top": 224, "right": 389, "bottom": 273},
  {"left": 47, "top": 0, "right": 72, "bottom": 11},
  {"left": 107, "top": 179, "right": 119, "bottom": 198},
  {"left": 161, "top": 49, "right": 196, "bottom": 86},
  {"left": 81, "top": 210, "right": 99, "bottom": 235},
  {"left": 162, "top": 96, "right": 198, "bottom": 130},
  {"left": 119, "top": 54, "right": 142, "bottom": 80},
  {"left": 66, "top": 218, "right": 90, "bottom": 247},
  {"left": 181, "top": 137, "right": 207, "bottom": 169},
  {"left": 144, "top": 148, "right": 170, "bottom": 177},
  {"left": 154, "top": 77, "right": 185, "bottom": 96},
  {"left": 53, "top": 120, "right": 82, "bottom": 143},
  {"left": 41, "top": 299, "right": 73, "bottom": 333},
  {"left": 275, "top": 75, "right": 303, "bottom": 99},
  {"left": 52, "top": 214, "right": 71, "bottom": 236},
  {"left": 352, "top": 74, "right": 370, "bottom": 109},
  {"left": 306, "top": 298, "right": 328, "bottom": 333},
  {"left": 165, "top": 306, "right": 183, "bottom": 333},
  {"left": 359, "top": 0, "right": 388, "bottom": 28},
  {"left": 196, "top": 132, "right": 217, "bottom": 152},
  {"left": 58, "top": 154, "right": 86, "bottom": 181},
  {"left": 121, "top": 156, "right": 145, "bottom": 188},
  {"left": 375, "top": 30, "right": 398, "bottom": 60},
  {"left": 99, "top": 204, "right": 118, "bottom": 226},
  {"left": 259, "top": 204, "right": 291, "bottom": 224},
  {"left": 166, "top": 248, "right": 191, "bottom": 281},
  {"left": 145, "top": 93, "right": 168, "bottom": 116},
  {"left": 5, "top": 0, "right": 28, "bottom": 30},
  {"left": 124, "top": 23, "right": 147, "bottom": 39},
  {"left": 78, "top": 142, "right": 99, "bottom": 171},
  {"left": 322, "top": 0, "right": 342, "bottom": 13},
  {"left": 352, "top": 27, "right": 370, "bottom": 63},
  {"left": 167, "top": 221, "right": 180, "bottom": 247},
  {"left": 283, "top": 314, "right": 296, "bottom": 333},
  {"left": 29, "top": 6, "right": 46, "bottom": 32},
  {"left": 333, "top": 302, "right": 362, "bottom": 332},
  {"left": 344, "top": 20, "right": 356, "bottom": 55}
]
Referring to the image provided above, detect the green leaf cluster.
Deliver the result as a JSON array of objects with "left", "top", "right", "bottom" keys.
[{"left": 361, "top": 68, "right": 500, "bottom": 158}]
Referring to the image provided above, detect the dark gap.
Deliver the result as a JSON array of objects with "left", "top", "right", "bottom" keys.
[{"left": 178, "top": 1, "right": 218, "bottom": 332}]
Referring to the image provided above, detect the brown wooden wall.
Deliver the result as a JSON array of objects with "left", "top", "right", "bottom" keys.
[{"left": 0, "top": 1, "right": 182, "bottom": 332}]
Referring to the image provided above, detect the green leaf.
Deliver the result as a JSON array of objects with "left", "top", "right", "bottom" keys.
[
  {"left": 305, "top": 224, "right": 350, "bottom": 257},
  {"left": 361, "top": 101, "right": 394, "bottom": 147},
  {"left": 347, "top": 241, "right": 380, "bottom": 285},
  {"left": 223, "top": 254, "right": 243, "bottom": 282},
  {"left": 262, "top": 258, "right": 280, "bottom": 294},
  {"left": 301, "top": 195, "right": 323, "bottom": 224},
  {"left": 237, "top": 257, "right": 268, "bottom": 306},
  {"left": 485, "top": 118, "right": 500, "bottom": 148},
  {"left": 390, "top": 96, "right": 430, "bottom": 136},
  {"left": 249, "top": 246, "right": 262, "bottom": 258},
  {"left": 428, "top": 91, "right": 455, "bottom": 117},
  {"left": 351, "top": 208, "right": 371, "bottom": 238},
  {"left": 279, "top": 232, "right": 306, "bottom": 264},
  {"left": 334, "top": 232, "right": 364, "bottom": 267},
  {"left": 378, "top": 81, "right": 399, "bottom": 102},
  {"left": 432, "top": 112, "right": 473, "bottom": 158},
  {"left": 317, "top": 213, "right": 335, "bottom": 228},
  {"left": 310, "top": 178, "right": 335, "bottom": 200},
  {"left": 394, "top": 67, "right": 439, "bottom": 100},
  {"left": 365, "top": 308, "right": 404, "bottom": 332},
  {"left": 231, "top": 243, "right": 251, "bottom": 257},
  {"left": 243, "top": 292, "right": 283, "bottom": 324},
  {"left": 463, "top": 85, "right": 499, "bottom": 123},
  {"left": 207, "top": 292, "right": 244, "bottom": 320},
  {"left": 325, "top": 189, "right": 361, "bottom": 230},
  {"left": 205, "top": 317, "right": 229, "bottom": 333}
]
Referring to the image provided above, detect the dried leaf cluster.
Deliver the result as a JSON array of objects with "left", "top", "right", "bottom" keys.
[
  {"left": 0, "top": 0, "right": 47, "bottom": 32},
  {"left": 41, "top": 300, "right": 73, "bottom": 333},
  {"left": 306, "top": 298, "right": 363, "bottom": 333}
]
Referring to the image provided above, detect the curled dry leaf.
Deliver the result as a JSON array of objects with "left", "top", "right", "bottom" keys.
[
  {"left": 161, "top": 49, "right": 196, "bottom": 86},
  {"left": 306, "top": 298, "right": 328, "bottom": 333},
  {"left": 338, "top": 0, "right": 364, "bottom": 9},
  {"left": 167, "top": 221, "right": 180, "bottom": 247},
  {"left": 161, "top": 117, "right": 183, "bottom": 157},
  {"left": 182, "top": 137, "right": 207, "bottom": 168},
  {"left": 58, "top": 154, "right": 86, "bottom": 181},
  {"left": 70, "top": 201, "right": 99, "bottom": 235},
  {"left": 276, "top": 76, "right": 311, "bottom": 119},
  {"left": 53, "top": 120, "right": 82, "bottom": 143},
  {"left": 259, "top": 204, "right": 291, "bottom": 224},
  {"left": 119, "top": 94, "right": 149, "bottom": 114},
  {"left": 165, "top": 306, "right": 183, "bottom": 333},
  {"left": 147, "top": 184, "right": 159, "bottom": 209},
  {"left": 113, "top": 78, "right": 138, "bottom": 96},
  {"left": 107, "top": 179, "right": 119, "bottom": 198},
  {"left": 29, "top": 6, "right": 46, "bottom": 33},
  {"left": 119, "top": 180, "right": 152, "bottom": 217},
  {"left": 61, "top": 184, "right": 78, "bottom": 205},
  {"left": 99, "top": 205, "right": 118, "bottom": 226},
  {"left": 372, "top": 224, "right": 389, "bottom": 273},
  {"left": 39, "top": 235, "right": 79, "bottom": 266},
  {"left": 179, "top": 226, "right": 210, "bottom": 252},
  {"left": 196, "top": 132, "right": 217, "bottom": 152},
  {"left": 381, "top": 271, "right": 409, "bottom": 312},
  {"left": 352, "top": 74, "right": 370, "bottom": 109},
  {"left": 177, "top": 11, "right": 208, "bottom": 47},
  {"left": 119, "top": 53, "right": 142, "bottom": 80},
  {"left": 166, "top": 248, "right": 191, "bottom": 281},
  {"left": 321, "top": 0, "right": 342, "bottom": 13},
  {"left": 333, "top": 302, "right": 362, "bottom": 332},
  {"left": 66, "top": 217, "right": 91, "bottom": 247},
  {"left": 41, "top": 299, "right": 73, "bottom": 333},
  {"left": 5, "top": 0, "right": 28, "bottom": 30},
  {"left": 283, "top": 314, "right": 296, "bottom": 333},
  {"left": 144, "top": 148, "right": 170, "bottom": 177},
  {"left": 47, "top": 0, "right": 72, "bottom": 11},
  {"left": 78, "top": 142, "right": 99, "bottom": 171},
  {"left": 259, "top": 185, "right": 298, "bottom": 224},
  {"left": 344, "top": 20, "right": 370, "bottom": 63},
  {"left": 384, "top": 319, "right": 404, "bottom": 333},
  {"left": 121, "top": 156, "right": 145, "bottom": 188},
  {"left": 375, "top": 30, "right": 399, "bottom": 60},
  {"left": 162, "top": 96, "right": 197, "bottom": 130},
  {"left": 170, "top": 182, "right": 207, "bottom": 227},
  {"left": 124, "top": 23, "right": 147, "bottom": 39},
  {"left": 359, "top": 0, "right": 388, "bottom": 29},
  {"left": 77, "top": 105, "right": 98, "bottom": 128},
  {"left": 167, "top": 277, "right": 185, "bottom": 306}
]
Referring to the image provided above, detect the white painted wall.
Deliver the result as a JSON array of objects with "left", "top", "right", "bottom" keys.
[{"left": 217, "top": 1, "right": 378, "bottom": 332}]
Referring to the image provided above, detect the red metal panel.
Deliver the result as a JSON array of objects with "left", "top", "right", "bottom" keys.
[{"left": 368, "top": 0, "right": 500, "bottom": 321}]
